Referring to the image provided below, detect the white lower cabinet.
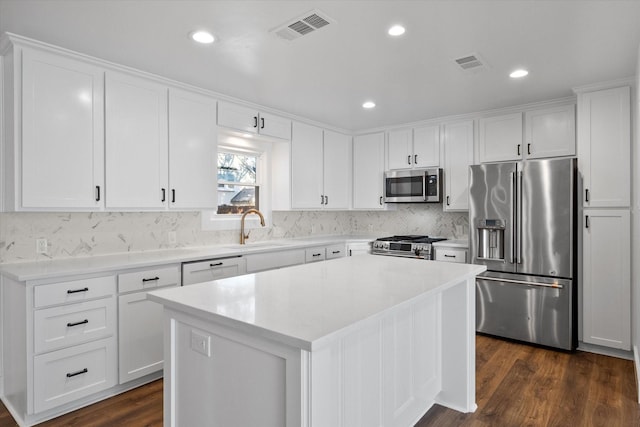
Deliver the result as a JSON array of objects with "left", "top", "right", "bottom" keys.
[
  {"left": 117, "top": 266, "right": 180, "bottom": 383},
  {"left": 245, "top": 249, "right": 306, "bottom": 273},
  {"left": 582, "top": 209, "right": 631, "bottom": 350},
  {"left": 34, "top": 337, "right": 117, "bottom": 413},
  {"left": 306, "top": 247, "right": 326, "bottom": 263},
  {"left": 325, "top": 243, "right": 346, "bottom": 260},
  {"left": 182, "top": 256, "right": 246, "bottom": 286},
  {"left": 435, "top": 247, "right": 467, "bottom": 263}
]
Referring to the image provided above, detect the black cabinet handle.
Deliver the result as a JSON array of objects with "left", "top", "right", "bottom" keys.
[
  {"left": 67, "top": 287, "right": 89, "bottom": 294},
  {"left": 379, "top": 196, "right": 383, "bottom": 205},
  {"left": 408, "top": 155, "right": 411, "bottom": 165},
  {"left": 585, "top": 215, "right": 590, "bottom": 229},
  {"left": 349, "top": 249, "right": 352, "bottom": 256},
  {"left": 444, "top": 254, "right": 456, "bottom": 258},
  {"left": 66, "top": 368, "right": 88, "bottom": 378},
  {"left": 312, "top": 253, "right": 322, "bottom": 257},
  {"left": 67, "top": 319, "right": 89, "bottom": 328},
  {"left": 142, "top": 276, "right": 160, "bottom": 282},
  {"left": 171, "top": 189, "right": 176, "bottom": 203},
  {"left": 210, "top": 262, "right": 223, "bottom": 267},
  {"left": 253, "top": 116, "right": 258, "bottom": 128},
  {"left": 161, "top": 188, "right": 166, "bottom": 202},
  {"left": 332, "top": 250, "right": 341, "bottom": 254},
  {"left": 325, "top": 195, "right": 328, "bottom": 205},
  {"left": 585, "top": 189, "right": 589, "bottom": 202},
  {"left": 95, "top": 186, "right": 100, "bottom": 202},
  {"left": 517, "top": 144, "right": 521, "bottom": 156},
  {"left": 446, "top": 196, "right": 450, "bottom": 206},
  {"left": 527, "top": 143, "right": 531, "bottom": 155},
  {"left": 260, "top": 117, "right": 265, "bottom": 129},
  {"left": 320, "top": 194, "right": 324, "bottom": 205},
  {"left": 414, "top": 154, "right": 418, "bottom": 164}
]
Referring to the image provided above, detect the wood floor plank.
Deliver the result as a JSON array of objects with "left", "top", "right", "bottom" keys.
[{"left": 2, "top": 337, "right": 638, "bottom": 426}]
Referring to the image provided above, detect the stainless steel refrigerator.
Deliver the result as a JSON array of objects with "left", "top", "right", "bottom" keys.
[{"left": 469, "top": 158, "right": 577, "bottom": 350}]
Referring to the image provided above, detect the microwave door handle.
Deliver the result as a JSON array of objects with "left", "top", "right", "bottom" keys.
[{"left": 422, "top": 174, "right": 426, "bottom": 201}]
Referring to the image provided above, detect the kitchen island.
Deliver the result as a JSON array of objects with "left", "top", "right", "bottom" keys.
[{"left": 148, "top": 255, "right": 486, "bottom": 427}]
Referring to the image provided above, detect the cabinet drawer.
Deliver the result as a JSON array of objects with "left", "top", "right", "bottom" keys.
[
  {"left": 34, "top": 337, "right": 117, "bottom": 413},
  {"left": 34, "top": 276, "right": 116, "bottom": 308},
  {"left": 306, "top": 247, "right": 326, "bottom": 263},
  {"left": 118, "top": 266, "right": 180, "bottom": 293},
  {"left": 245, "top": 249, "right": 305, "bottom": 273},
  {"left": 182, "top": 257, "right": 246, "bottom": 286},
  {"left": 325, "top": 244, "right": 346, "bottom": 260},
  {"left": 34, "top": 297, "right": 116, "bottom": 354},
  {"left": 435, "top": 248, "right": 467, "bottom": 263}
]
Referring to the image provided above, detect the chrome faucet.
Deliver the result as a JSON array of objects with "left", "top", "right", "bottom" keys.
[{"left": 240, "top": 209, "right": 265, "bottom": 244}]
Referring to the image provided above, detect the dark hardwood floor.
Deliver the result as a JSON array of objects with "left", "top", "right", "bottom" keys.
[{"left": 1, "top": 335, "right": 638, "bottom": 426}]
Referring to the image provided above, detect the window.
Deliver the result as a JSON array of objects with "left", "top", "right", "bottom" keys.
[{"left": 217, "top": 151, "right": 259, "bottom": 215}]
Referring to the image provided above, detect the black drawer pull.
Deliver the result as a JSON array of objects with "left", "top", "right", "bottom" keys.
[
  {"left": 67, "top": 287, "right": 89, "bottom": 294},
  {"left": 142, "top": 277, "right": 160, "bottom": 282},
  {"left": 210, "top": 262, "right": 224, "bottom": 267},
  {"left": 332, "top": 251, "right": 341, "bottom": 254},
  {"left": 66, "top": 368, "right": 88, "bottom": 378},
  {"left": 312, "top": 253, "right": 322, "bottom": 257},
  {"left": 67, "top": 319, "right": 89, "bottom": 327},
  {"left": 444, "top": 254, "right": 456, "bottom": 258}
]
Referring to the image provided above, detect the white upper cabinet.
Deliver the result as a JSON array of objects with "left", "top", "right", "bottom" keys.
[
  {"left": 291, "top": 122, "right": 324, "bottom": 209},
  {"left": 291, "top": 124, "right": 350, "bottom": 209},
  {"left": 387, "top": 125, "right": 439, "bottom": 170},
  {"left": 353, "top": 133, "right": 386, "bottom": 210},
  {"left": 168, "top": 89, "right": 217, "bottom": 210},
  {"left": 322, "top": 130, "right": 351, "bottom": 209},
  {"left": 478, "top": 104, "right": 575, "bottom": 163},
  {"left": 442, "top": 120, "right": 474, "bottom": 211},
  {"left": 524, "top": 104, "right": 575, "bottom": 159},
  {"left": 478, "top": 113, "right": 523, "bottom": 163},
  {"left": 105, "top": 71, "right": 168, "bottom": 209},
  {"left": 19, "top": 47, "right": 105, "bottom": 210},
  {"left": 217, "top": 102, "right": 291, "bottom": 140},
  {"left": 577, "top": 86, "right": 630, "bottom": 208},
  {"left": 412, "top": 124, "right": 440, "bottom": 168},
  {"left": 387, "top": 129, "right": 413, "bottom": 170}
]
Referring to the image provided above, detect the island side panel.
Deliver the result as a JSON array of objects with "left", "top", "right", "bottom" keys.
[
  {"left": 437, "top": 276, "right": 477, "bottom": 412},
  {"left": 310, "top": 291, "right": 442, "bottom": 427},
  {"left": 162, "top": 308, "right": 303, "bottom": 427}
]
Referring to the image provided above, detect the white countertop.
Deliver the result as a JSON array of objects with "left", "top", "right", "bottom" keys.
[
  {"left": 147, "top": 255, "right": 486, "bottom": 351},
  {"left": 0, "top": 235, "right": 377, "bottom": 282}
]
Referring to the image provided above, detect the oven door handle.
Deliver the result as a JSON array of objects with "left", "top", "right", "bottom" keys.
[{"left": 422, "top": 173, "right": 426, "bottom": 201}]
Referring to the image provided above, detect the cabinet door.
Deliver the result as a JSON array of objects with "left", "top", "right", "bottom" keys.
[
  {"left": 168, "top": 89, "right": 217, "bottom": 209},
  {"left": 578, "top": 87, "right": 630, "bottom": 208},
  {"left": 413, "top": 125, "right": 440, "bottom": 168},
  {"left": 118, "top": 286, "right": 177, "bottom": 383},
  {"left": 353, "top": 133, "right": 385, "bottom": 209},
  {"left": 525, "top": 104, "right": 575, "bottom": 159},
  {"left": 443, "top": 121, "right": 474, "bottom": 211},
  {"left": 258, "top": 112, "right": 291, "bottom": 140},
  {"left": 105, "top": 72, "right": 168, "bottom": 209},
  {"left": 387, "top": 129, "right": 413, "bottom": 170},
  {"left": 323, "top": 130, "right": 351, "bottom": 209},
  {"left": 582, "top": 209, "right": 630, "bottom": 350},
  {"left": 478, "top": 113, "right": 522, "bottom": 163},
  {"left": 217, "top": 102, "right": 258, "bottom": 134},
  {"left": 21, "top": 48, "right": 104, "bottom": 209},
  {"left": 291, "top": 122, "right": 324, "bottom": 209}
]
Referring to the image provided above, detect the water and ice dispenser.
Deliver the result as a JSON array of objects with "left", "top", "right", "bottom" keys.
[{"left": 476, "top": 219, "right": 505, "bottom": 261}]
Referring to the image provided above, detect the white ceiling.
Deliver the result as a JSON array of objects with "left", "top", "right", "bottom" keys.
[{"left": 1, "top": 0, "right": 639, "bottom": 131}]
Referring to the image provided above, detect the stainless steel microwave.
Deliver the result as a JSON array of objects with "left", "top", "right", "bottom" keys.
[{"left": 384, "top": 168, "right": 442, "bottom": 203}]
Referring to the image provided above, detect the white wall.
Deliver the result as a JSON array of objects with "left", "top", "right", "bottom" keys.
[{"left": 634, "top": 42, "right": 640, "bottom": 403}]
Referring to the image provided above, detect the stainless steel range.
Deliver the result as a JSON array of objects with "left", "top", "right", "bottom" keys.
[{"left": 372, "top": 235, "right": 447, "bottom": 259}]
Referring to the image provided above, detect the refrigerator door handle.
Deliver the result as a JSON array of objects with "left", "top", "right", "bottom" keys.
[
  {"left": 479, "top": 276, "right": 564, "bottom": 289},
  {"left": 516, "top": 171, "right": 523, "bottom": 264},
  {"left": 510, "top": 171, "right": 516, "bottom": 264}
]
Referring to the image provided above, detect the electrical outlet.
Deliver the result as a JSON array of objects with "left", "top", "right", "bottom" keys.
[
  {"left": 191, "top": 329, "right": 211, "bottom": 357},
  {"left": 168, "top": 231, "right": 177, "bottom": 244},
  {"left": 36, "top": 238, "right": 48, "bottom": 254}
]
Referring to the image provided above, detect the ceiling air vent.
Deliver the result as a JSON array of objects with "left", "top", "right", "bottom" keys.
[
  {"left": 271, "top": 9, "right": 334, "bottom": 41},
  {"left": 454, "top": 53, "right": 489, "bottom": 71}
]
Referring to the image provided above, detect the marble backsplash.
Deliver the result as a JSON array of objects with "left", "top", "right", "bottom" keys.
[{"left": 0, "top": 205, "right": 468, "bottom": 264}]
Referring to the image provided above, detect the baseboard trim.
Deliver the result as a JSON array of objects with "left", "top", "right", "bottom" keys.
[
  {"left": 634, "top": 345, "right": 640, "bottom": 404},
  {"left": 577, "top": 342, "right": 634, "bottom": 360}
]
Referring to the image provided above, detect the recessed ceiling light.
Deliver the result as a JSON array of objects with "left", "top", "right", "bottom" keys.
[
  {"left": 388, "top": 25, "right": 406, "bottom": 36},
  {"left": 362, "top": 101, "right": 376, "bottom": 109},
  {"left": 510, "top": 69, "right": 529, "bottom": 78},
  {"left": 190, "top": 31, "right": 215, "bottom": 44}
]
